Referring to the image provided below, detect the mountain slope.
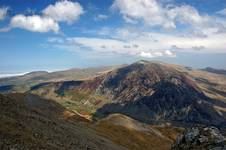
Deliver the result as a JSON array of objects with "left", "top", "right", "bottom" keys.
[
  {"left": 0, "top": 93, "right": 127, "bottom": 150},
  {"left": 0, "top": 93, "right": 184, "bottom": 150},
  {"left": 27, "top": 60, "right": 226, "bottom": 127},
  {"left": 93, "top": 114, "right": 184, "bottom": 150},
  {"left": 87, "top": 61, "right": 226, "bottom": 127}
]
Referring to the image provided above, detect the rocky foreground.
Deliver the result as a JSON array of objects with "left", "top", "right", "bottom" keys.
[{"left": 172, "top": 126, "right": 226, "bottom": 150}]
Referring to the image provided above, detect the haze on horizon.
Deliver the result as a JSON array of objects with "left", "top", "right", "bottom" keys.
[{"left": 0, "top": 0, "right": 226, "bottom": 74}]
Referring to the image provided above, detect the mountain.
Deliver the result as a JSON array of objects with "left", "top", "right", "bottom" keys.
[
  {"left": 0, "top": 65, "right": 121, "bottom": 93},
  {"left": 0, "top": 93, "right": 184, "bottom": 150},
  {"left": 30, "top": 60, "right": 226, "bottom": 128},
  {"left": 1, "top": 60, "right": 226, "bottom": 149},
  {"left": 90, "top": 61, "right": 226, "bottom": 127},
  {"left": 202, "top": 67, "right": 226, "bottom": 76}
]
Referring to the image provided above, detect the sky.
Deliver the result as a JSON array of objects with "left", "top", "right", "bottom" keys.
[{"left": 0, "top": 0, "right": 226, "bottom": 74}]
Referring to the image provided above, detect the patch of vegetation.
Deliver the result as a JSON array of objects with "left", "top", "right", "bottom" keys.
[{"left": 60, "top": 90, "right": 110, "bottom": 115}]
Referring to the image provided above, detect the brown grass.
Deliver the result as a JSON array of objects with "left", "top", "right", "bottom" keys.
[{"left": 94, "top": 121, "right": 173, "bottom": 150}]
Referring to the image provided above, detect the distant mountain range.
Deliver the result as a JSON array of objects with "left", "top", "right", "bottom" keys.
[
  {"left": 0, "top": 65, "right": 122, "bottom": 93},
  {"left": 1, "top": 60, "right": 226, "bottom": 149},
  {"left": 202, "top": 67, "right": 226, "bottom": 76}
]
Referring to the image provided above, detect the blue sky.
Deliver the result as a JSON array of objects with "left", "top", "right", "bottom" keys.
[{"left": 0, "top": 0, "right": 226, "bottom": 74}]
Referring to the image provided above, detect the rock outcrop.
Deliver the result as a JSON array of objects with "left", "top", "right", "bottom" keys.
[{"left": 172, "top": 126, "right": 226, "bottom": 150}]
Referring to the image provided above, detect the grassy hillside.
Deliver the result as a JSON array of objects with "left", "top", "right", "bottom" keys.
[
  {"left": 0, "top": 93, "right": 127, "bottom": 150},
  {"left": 0, "top": 93, "right": 184, "bottom": 150}
]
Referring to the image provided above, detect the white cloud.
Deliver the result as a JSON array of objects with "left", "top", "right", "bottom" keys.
[
  {"left": 48, "top": 25, "right": 226, "bottom": 58},
  {"left": 0, "top": 7, "right": 8, "bottom": 20},
  {"left": 167, "top": 5, "right": 212, "bottom": 28},
  {"left": 112, "top": 0, "right": 175, "bottom": 29},
  {"left": 10, "top": 15, "right": 59, "bottom": 33},
  {"left": 217, "top": 8, "right": 226, "bottom": 16},
  {"left": 139, "top": 50, "right": 175, "bottom": 58},
  {"left": 42, "top": 0, "right": 84, "bottom": 23},
  {"left": 111, "top": 0, "right": 223, "bottom": 33},
  {"left": 0, "top": 72, "right": 29, "bottom": 78},
  {"left": 49, "top": 36, "right": 176, "bottom": 58},
  {"left": 140, "top": 51, "right": 154, "bottom": 58},
  {"left": 110, "top": 1, "right": 226, "bottom": 55},
  {"left": 164, "top": 50, "right": 175, "bottom": 57},
  {"left": 2, "top": 1, "right": 84, "bottom": 33}
]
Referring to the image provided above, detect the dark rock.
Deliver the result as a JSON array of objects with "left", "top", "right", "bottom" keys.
[{"left": 172, "top": 126, "right": 226, "bottom": 150}]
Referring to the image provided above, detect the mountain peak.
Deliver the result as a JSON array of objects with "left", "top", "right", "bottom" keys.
[{"left": 89, "top": 62, "right": 226, "bottom": 127}]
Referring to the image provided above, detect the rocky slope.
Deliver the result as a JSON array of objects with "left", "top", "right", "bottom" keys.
[
  {"left": 87, "top": 61, "right": 226, "bottom": 127},
  {"left": 172, "top": 126, "right": 226, "bottom": 150}
]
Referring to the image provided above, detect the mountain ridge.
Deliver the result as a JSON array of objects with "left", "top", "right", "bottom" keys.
[{"left": 27, "top": 61, "right": 226, "bottom": 128}]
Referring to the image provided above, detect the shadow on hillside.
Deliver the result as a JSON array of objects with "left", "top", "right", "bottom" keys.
[
  {"left": 30, "top": 82, "right": 51, "bottom": 90},
  {"left": 93, "top": 87, "right": 226, "bottom": 128},
  {"left": 30, "top": 80, "right": 83, "bottom": 96},
  {"left": 0, "top": 85, "right": 14, "bottom": 93},
  {"left": 56, "top": 81, "right": 83, "bottom": 96},
  {"left": 3, "top": 93, "right": 89, "bottom": 123}
]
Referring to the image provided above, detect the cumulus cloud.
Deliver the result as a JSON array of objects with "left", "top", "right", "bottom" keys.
[
  {"left": 2, "top": 0, "right": 83, "bottom": 33},
  {"left": 0, "top": 7, "right": 8, "bottom": 20},
  {"left": 111, "top": 0, "right": 175, "bottom": 29},
  {"left": 111, "top": 0, "right": 223, "bottom": 32},
  {"left": 167, "top": 5, "right": 212, "bottom": 28},
  {"left": 42, "top": 0, "right": 84, "bottom": 23},
  {"left": 10, "top": 15, "right": 59, "bottom": 32}
]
